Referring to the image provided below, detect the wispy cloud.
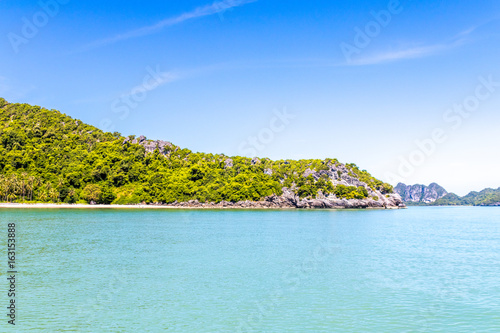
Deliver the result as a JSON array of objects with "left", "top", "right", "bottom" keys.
[
  {"left": 123, "top": 71, "right": 179, "bottom": 98},
  {"left": 456, "top": 26, "right": 479, "bottom": 39},
  {"left": 80, "top": 0, "right": 257, "bottom": 52},
  {"left": 346, "top": 18, "right": 500, "bottom": 66},
  {"left": 257, "top": 38, "right": 467, "bottom": 69},
  {"left": 456, "top": 17, "right": 500, "bottom": 38},
  {"left": 251, "top": 26, "right": 481, "bottom": 69},
  {"left": 70, "top": 62, "right": 242, "bottom": 107},
  {"left": 347, "top": 39, "right": 466, "bottom": 66},
  {"left": 116, "top": 63, "right": 231, "bottom": 99}
]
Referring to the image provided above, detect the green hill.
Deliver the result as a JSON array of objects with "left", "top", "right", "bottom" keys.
[
  {"left": 0, "top": 98, "right": 396, "bottom": 206},
  {"left": 433, "top": 188, "right": 500, "bottom": 206}
]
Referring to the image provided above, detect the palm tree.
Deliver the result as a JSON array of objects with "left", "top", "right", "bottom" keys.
[
  {"left": 26, "top": 175, "right": 35, "bottom": 201},
  {"left": 38, "top": 188, "right": 48, "bottom": 202},
  {"left": 10, "top": 174, "right": 20, "bottom": 202},
  {"left": 56, "top": 177, "right": 65, "bottom": 202},
  {"left": 48, "top": 187, "right": 59, "bottom": 202},
  {"left": 0, "top": 176, "right": 6, "bottom": 202},
  {"left": 21, "top": 172, "right": 28, "bottom": 201},
  {"left": 7, "top": 192, "right": 16, "bottom": 203}
]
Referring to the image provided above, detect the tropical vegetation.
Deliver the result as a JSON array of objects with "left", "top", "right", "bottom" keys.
[{"left": 0, "top": 98, "right": 393, "bottom": 204}]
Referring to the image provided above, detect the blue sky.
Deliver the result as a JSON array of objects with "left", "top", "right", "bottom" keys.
[{"left": 1, "top": 0, "right": 499, "bottom": 195}]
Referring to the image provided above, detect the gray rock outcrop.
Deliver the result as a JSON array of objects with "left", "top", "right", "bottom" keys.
[
  {"left": 394, "top": 182, "right": 448, "bottom": 204},
  {"left": 163, "top": 189, "right": 404, "bottom": 210},
  {"left": 123, "top": 135, "right": 173, "bottom": 154},
  {"left": 163, "top": 162, "right": 405, "bottom": 210},
  {"left": 224, "top": 158, "right": 233, "bottom": 168}
]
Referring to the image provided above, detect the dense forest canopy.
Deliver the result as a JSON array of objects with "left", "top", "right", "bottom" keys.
[
  {"left": 0, "top": 98, "right": 393, "bottom": 204},
  {"left": 430, "top": 188, "right": 500, "bottom": 206}
]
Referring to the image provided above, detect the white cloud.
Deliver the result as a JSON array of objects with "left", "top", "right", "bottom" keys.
[
  {"left": 81, "top": 0, "right": 257, "bottom": 51},
  {"left": 122, "top": 71, "right": 179, "bottom": 98},
  {"left": 337, "top": 18, "right": 500, "bottom": 67},
  {"left": 456, "top": 17, "right": 500, "bottom": 38},
  {"left": 346, "top": 18, "right": 500, "bottom": 66},
  {"left": 346, "top": 39, "right": 467, "bottom": 66}
]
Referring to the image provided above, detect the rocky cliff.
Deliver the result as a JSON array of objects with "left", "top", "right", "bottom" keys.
[
  {"left": 395, "top": 182, "right": 500, "bottom": 206},
  {"left": 164, "top": 170, "right": 405, "bottom": 209},
  {"left": 394, "top": 183, "right": 448, "bottom": 204}
]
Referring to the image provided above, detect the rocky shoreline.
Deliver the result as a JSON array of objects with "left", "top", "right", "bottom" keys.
[
  {"left": 0, "top": 186, "right": 406, "bottom": 210},
  {"left": 161, "top": 189, "right": 406, "bottom": 209},
  {"left": 0, "top": 194, "right": 405, "bottom": 210}
]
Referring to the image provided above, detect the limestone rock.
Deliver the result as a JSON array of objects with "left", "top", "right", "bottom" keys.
[
  {"left": 394, "top": 183, "right": 448, "bottom": 204},
  {"left": 224, "top": 158, "right": 233, "bottom": 168}
]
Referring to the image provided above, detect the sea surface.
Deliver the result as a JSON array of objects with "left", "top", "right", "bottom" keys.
[{"left": 0, "top": 207, "right": 499, "bottom": 332}]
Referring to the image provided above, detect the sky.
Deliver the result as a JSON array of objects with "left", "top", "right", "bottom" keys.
[{"left": 1, "top": 0, "right": 499, "bottom": 196}]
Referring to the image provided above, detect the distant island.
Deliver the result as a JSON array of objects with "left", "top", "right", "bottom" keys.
[
  {"left": 395, "top": 183, "right": 500, "bottom": 206},
  {"left": 0, "top": 98, "right": 404, "bottom": 209}
]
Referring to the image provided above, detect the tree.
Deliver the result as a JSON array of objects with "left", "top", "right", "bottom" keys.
[{"left": 81, "top": 184, "right": 102, "bottom": 204}]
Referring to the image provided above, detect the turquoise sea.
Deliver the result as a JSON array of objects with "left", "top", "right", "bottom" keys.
[{"left": 0, "top": 207, "right": 499, "bottom": 332}]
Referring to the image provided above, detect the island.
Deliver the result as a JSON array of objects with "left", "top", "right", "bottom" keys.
[
  {"left": 395, "top": 182, "right": 500, "bottom": 206},
  {"left": 0, "top": 98, "right": 404, "bottom": 209}
]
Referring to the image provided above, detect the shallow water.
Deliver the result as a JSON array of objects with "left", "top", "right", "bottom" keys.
[{"left": 0, "top": 207, "right": 499, "bottom": 332}]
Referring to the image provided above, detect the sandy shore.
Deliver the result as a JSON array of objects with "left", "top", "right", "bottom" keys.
[{"left": 0, "top": 203, "right": 175, "bottom": 209}]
